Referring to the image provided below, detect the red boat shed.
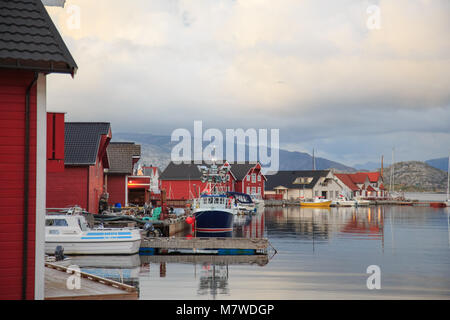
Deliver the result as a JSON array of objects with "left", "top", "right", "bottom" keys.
[
  {"left": 105, "top": 142, "right": 141, "bottom": 207},
  {"left": 46, "top": 122, "right": 112, "bottom": 214},
  {"left": 160, "top": 161, "right": 266, "bottom": 200},
  {"left": 0, "top": 0, "right": 77, "bottom": 300}
]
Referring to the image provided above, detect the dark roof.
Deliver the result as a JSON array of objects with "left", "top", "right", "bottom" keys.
[
  {"left": 65, "top": 123, "right": 111, "bottom": 165},
  {"left": 265, "top": 170, "right": 330, "bottom": 191},
  {"left": 106, "top": 142, "right": 141, "bottom": 174},
  {"left": 0, "top": 0, "right": 77, "bottom": 75},
  {"left": 160, "top": 161, "right": 261, "bottom": 181}
]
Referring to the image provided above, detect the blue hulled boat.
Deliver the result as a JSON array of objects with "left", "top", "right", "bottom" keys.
[{"left": 193, "top": 194, "right": 235, "bottom": 237}]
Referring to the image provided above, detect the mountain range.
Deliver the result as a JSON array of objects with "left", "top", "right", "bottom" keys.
[{"left": 113, "top": 132, "right": 355, "bottom": 172}]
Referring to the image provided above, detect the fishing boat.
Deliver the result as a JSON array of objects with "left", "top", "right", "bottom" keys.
[
  {"left": 192, "top": 162, "right": 236, "bottom": 237},
  {"left": 300, "top": 197, "right": 332, "bottom": 208},
  {"left": 45, "top": 214, "right": 141, "bottom": 255}
]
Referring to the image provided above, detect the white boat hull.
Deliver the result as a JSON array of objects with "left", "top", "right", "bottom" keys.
[{"left": 45, "top": 239, "right": 141, "bottom": 255}]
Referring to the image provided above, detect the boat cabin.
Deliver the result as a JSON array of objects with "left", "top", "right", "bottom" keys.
[{"left": 45, "top": 215, "right": 89, "bottom": 235}]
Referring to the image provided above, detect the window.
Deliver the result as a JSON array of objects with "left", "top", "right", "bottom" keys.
[
  {"left": 252, "top": 174, "right": 256, "bottom": 183},
  {"left": 258, "top": 187, "right": 261, "bottom": 195},
  {"left": 314, "top": 191, "right": 319, "bottom": 197},
  {"left": 246, "top": 187, "right": 250, "bottom": 194},
  {"left": 247, "top": 175, "right": 250, "bottom": 181},
  {"left": 257, "top": 175, "right": 261, "bottom": 182},
  {"left": 46, "top": 219, "right": 68, "bottom": 227},
  {"left": 251, "top": 187, "right": 256, "bottom": 194}
]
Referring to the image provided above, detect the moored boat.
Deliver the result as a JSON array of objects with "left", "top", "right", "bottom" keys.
[
  {"left": 45, "top": 214, "right": 141, "bottom": 255},
  {"left": 332, "top": 196, "right": 357, "bottom": 207},
  {"left": 300, "top": 198, "right": 332, "bottom": 208},
  {"left": 193, "top": 195, "right": 235, "bottom": 237}
]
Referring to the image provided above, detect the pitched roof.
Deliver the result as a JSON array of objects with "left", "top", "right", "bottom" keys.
[
  {"left": 65, "top": 122, "right": 111, "bottom": 165},
  {"left": 367, "top": 185, "right": 376, "bottom": 192},
  {"left": 160, "top": 161, "right": 263, "bottom": 181},
  {"left": 366, "top": 172, "right": 382, "bottom": 183},
  {"left": 265, "top": 170, "right": 330, "bottom": 191},
  {"left": 335, "top": 173, "right": 359, "bottom": 191},
  {"left": 0, "top": 0, "right": 77, "bottom": 75},
  {"left": 106, "top": 142, "right": 141, "bottom": 174},
  {"left": 347, "top": 172, "right": 369, "bottom": 184}
]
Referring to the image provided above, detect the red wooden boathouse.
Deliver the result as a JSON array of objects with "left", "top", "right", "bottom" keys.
[
  {"left": 46, "top": 121, "right": 112, "bottom": 213},
  {"left": 0, "top": 0, "right": 77, "bottom": 300}
]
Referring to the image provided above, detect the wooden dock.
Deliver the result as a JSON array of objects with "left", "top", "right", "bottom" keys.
[
  {"left": 141, "top": 237, "right": 269, "bottom": 251},
  {"left": 45, "top": 263, "right": 138, "bottom": 300},
  {"left": 140, "top": 254, "right": 269, "bottom": 266}
]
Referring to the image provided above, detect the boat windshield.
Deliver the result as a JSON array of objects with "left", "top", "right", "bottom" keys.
[{"left": 45, "top": 219, "right": 68, "bottom": 227}]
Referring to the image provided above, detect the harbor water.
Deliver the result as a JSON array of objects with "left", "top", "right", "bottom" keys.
[{"left": 78, "top": 203, "right": 450, "bottom": 299}]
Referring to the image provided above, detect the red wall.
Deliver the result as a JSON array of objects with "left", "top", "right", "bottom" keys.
[
  {"left": 107, "top": 174, "right": 126, "bottom": 206},
  {"left": 237, "top": 170, "right": 265, "bottom": 197},
  {"left": 47, "top": 166, "right": 88, "bottom": 210},
  {"left": 161, "top": 173, "right": 235, "bottom": 200},
  {"left": 0, "top": 69, "right": 38, "bottom": 299}
]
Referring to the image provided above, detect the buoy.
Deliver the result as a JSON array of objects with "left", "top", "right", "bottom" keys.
[{"left": 186, "top": 216, "right": 193, "bottom": 225}]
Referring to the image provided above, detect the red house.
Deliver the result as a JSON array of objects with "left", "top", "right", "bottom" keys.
[
  {"left": 160, "top": 161, "right": 266, "bottom": 200},
  {"left": 0, "top": 0, "right": 77, "bottom": 300},
  {"left": 47, "top": 122, "right": 112, "bottom": 213},
  {"left": 105, "top": 142, "right": 141, "bottom": 207}
]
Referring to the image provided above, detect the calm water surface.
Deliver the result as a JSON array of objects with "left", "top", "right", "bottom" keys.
[{"left": 80, "top": 204, "right": 450, "bottom": 300}]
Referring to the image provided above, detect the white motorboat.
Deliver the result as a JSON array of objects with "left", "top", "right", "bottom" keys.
[
  {"left": 45, "top": 214, "right": 141, "bottom": 255},
  {"left": 354, "top": 197, "right": 371, "bottom": 206},
  {"left": 333, "top": 197, "right": 357, "bottom": 207}
]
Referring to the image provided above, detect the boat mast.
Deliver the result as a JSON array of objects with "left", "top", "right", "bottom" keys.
[
  {"left": 447, "top": 153, "right": 449, "bottom": 201},
  {"left": 312, "top": 148, "right": 316, "bottom": 170}
]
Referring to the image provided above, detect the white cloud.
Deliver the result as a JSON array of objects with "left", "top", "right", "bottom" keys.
[{"left": 46, "top": 0, "right": 450, "bottom": 164}]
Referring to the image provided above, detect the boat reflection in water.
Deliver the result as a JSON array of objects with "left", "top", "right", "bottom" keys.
[
  {"left": 67, "top": 254, "right": 144, "bottom": 289},
  {"left": 198, "top": 263, "right": 229, "bottom": 298}
]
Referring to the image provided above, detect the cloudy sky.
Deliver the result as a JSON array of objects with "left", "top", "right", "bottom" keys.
[{"left": 46, "top": 0, "right": 450, "bottom": 166}]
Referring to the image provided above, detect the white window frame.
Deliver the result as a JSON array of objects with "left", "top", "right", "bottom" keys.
[
  {"left": 252, "top": 173, "right": 256, "bottom": 183},
  {"left": 246, "top": 186, "right": 250, "bottom": 194},
  {"left": 251, "top": 187, "right": 256, "bottom": 194},
  {"left": 258, "top": 187, "right": 261, "bottom": 195},
  {"left": 257, "top": 175, "right": 261, "bottom": 182}
]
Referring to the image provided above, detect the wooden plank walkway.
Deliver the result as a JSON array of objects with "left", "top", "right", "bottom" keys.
[
  {"left": 140, "top": 254, "right": 269, "bottom": 266},
  {"left": 45, "top": 263, "right": 138, "bottom": 300},
  {"left": 141, "top": 237, "right": 269, "bottom": 250}
]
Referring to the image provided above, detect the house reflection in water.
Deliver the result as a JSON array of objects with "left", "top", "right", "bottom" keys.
[
  {"left": 233, "top": 212, "right": 265, "bottom": 238},
  {"left": 264, "top": 206, "right": 385, "bottom": 243}
]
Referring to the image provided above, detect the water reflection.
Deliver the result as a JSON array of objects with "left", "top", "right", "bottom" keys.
[
  {"left": 198, "top": 263, "right": 229, "bottom": 298},
  {"left": 265, "top": 206, "right": 385, "bottom": 242},
  {"left": 71, "top": 254, "right": 142, "bottom": 289},
  {"left": 75, "top": 205, "right": 450, "bottom": 299}
]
